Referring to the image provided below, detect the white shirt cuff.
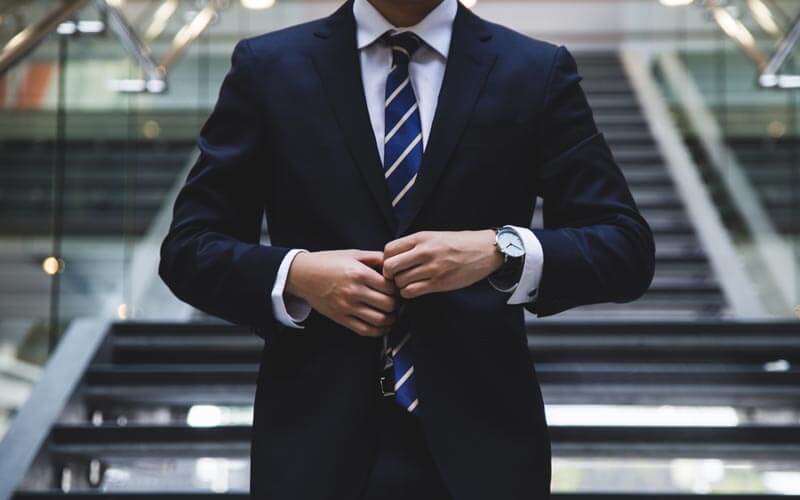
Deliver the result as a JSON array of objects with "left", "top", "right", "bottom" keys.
[
  {"left": 488, "top": 225, "right": 544, "bottom": 305},
  {"left": 270, "top": 249, "right": 312, "bottom": 329}
]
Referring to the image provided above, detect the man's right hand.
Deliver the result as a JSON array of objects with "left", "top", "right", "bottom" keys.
[{"left": 285, "top": 250, "right": 398, "bottom": 337}]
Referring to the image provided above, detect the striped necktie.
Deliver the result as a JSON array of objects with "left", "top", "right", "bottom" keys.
[{"left": 381, "top": 30, "right": 424, "bottom": 415}]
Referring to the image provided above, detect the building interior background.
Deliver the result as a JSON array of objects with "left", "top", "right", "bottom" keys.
[{"left": 0, "top": 0, "right": 799, "bottom": 497}]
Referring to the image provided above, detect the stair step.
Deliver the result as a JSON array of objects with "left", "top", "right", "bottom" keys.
[{"left": 41, "top": 423, "right": 800, "bottom": 459}]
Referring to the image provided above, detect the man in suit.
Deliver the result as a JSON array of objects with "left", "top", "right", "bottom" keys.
[{"left": 159, "top": 0, "right": 655, "bottom": 497}]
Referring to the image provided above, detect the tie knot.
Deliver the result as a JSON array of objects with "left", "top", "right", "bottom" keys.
[{"left": 381, "top": 30, "right": 423, "bottom": 64}]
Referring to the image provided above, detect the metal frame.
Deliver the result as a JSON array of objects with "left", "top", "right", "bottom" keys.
[
  {"left": 0, "top": 0, "right": 222, "bottom": 93},
  {"left": 159, "top": 2, "right": 218, "bottom": 73},
  {"left": 0, "top": 0, "right": 90, "bottom": 75},
  {"left": 759, "top": 11, "right": 800, "bottom": 87},
  {"left": 705, "top": 0, "right": 800, "bottom": 89},
  {"left": 95, "top": 0, "right": 166, "bottom": 92},
  {"left": 99, "top": 0, "right": 220, "bottom": 94}
]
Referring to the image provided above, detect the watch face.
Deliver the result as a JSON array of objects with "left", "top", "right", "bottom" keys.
[{"left": 497, "top": 230, "right": 525, "bottom": 258}]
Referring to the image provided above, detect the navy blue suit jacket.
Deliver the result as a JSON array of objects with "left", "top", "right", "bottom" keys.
[{"left": 159, "top": 0, "right": 655, "bottom": 498}]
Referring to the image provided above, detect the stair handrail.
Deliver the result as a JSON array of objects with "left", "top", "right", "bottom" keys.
[
  {"left": 705, "top": 0, "right": 800, "bottom": 89},
  {"left": 620, "top": 48, "right": 768, "bottom": 318},
  {"left": 95, "top": 0, "right": 166, "bottom": 91},
  {"left": 656, "top": 51, "right": 795, "bottom": 315},
  {"left": 0, "top": 318, "right": 110, "bottom": 500}
]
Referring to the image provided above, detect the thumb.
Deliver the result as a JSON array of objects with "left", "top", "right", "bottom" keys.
[{"left": 353, "top": 250, "right": 384, "bottom": 269}]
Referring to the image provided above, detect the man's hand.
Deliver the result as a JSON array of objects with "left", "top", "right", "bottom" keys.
[
  {"left": 383, "top": 230, "right": 504, "bottom": 299},
  {"left": 285, "top": 250, "right": 398, "bottom": 337}
]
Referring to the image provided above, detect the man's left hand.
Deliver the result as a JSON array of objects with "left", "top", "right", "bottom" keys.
[{"left": 383, "top": 230, "right": 504, "bottom": 299}]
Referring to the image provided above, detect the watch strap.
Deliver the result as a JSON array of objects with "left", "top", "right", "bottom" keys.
[{"left": 491, "top": 226, "right": 525, "bottom": 286}]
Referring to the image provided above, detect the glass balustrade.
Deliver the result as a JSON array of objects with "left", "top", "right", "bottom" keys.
[{"left": 651, "top": 0, "right": 800, "bottom": 316}]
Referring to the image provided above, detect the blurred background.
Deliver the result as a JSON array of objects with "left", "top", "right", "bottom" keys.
[{"left": 0, "top": 0, "right": 799, "bottom": 497}]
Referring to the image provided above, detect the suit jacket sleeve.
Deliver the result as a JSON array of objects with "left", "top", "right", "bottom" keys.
[
  {"left": 159, "top": 39, "right": 291, "bottom": 335},
  {"left": 526, "top": 46, "right": 656, "bottom": 317}
]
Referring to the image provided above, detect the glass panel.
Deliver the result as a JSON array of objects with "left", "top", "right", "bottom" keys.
[
  {"left": 652, "top": 0, "right": 800, "bottom": 314},
  {"left": 0, "top": 1, "right": 64, "bottom": 439},
  {"left": 0, "top": 0, "right": 229, "bottom": 439}
]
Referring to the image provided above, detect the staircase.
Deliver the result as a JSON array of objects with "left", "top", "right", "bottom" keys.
[
  {"left": 2, "top": 53, "right": 793, "bottom": 498},
  {"left": 0, "top": 139, "right": 195, "bottom": 236},
  {"left": 0, "top": 138, "right": 196, "bottom": 323},
  {"left": 544, "top": 54, "right": 728, "bottom": 320},
  {"left": 3, "top": 319, "right": 799, "bottom": 497}
]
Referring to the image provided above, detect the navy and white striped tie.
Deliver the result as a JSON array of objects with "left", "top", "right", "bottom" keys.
[{"left": 382, "top": 31, "right": 423, "bottom": 415}]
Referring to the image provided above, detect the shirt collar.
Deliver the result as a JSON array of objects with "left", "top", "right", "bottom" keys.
[{"left": 353, "top": 0, "right": 457, "bottom": 58}]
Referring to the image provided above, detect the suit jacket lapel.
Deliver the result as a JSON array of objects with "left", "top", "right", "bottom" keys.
[
  {"left": 311, "top": 0, "right": 398, "bottom": 234},
  {"left": 396, "top": 3, "right": 497, "bottom": 236},
  {"left": 310, "top": 0, "right": 497, "bottom": 237}
]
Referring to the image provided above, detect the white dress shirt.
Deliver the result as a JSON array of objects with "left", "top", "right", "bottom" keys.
[{"left": 270, "top": 0, "right": 544, "bottom": 328}]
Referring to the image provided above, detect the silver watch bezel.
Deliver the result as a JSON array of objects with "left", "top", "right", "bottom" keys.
[{"left": 494, "top": 226, "right": 526, "bottom": 259}]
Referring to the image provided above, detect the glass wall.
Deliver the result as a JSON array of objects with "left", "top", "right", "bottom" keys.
[
  {"left": 0, "top": 0, "right": 239, "bottom": 436},
  {"left": 653, "top": 0, "right": 800, "bottom": 316}
]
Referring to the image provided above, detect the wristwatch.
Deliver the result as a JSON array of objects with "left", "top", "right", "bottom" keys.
[{"left": 490, "top": 226, "right": 526, "bottom": 288}]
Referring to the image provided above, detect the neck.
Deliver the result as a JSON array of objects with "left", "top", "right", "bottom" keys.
[{"left": 367, "top": 0, "right": 444, "bottom": 27}]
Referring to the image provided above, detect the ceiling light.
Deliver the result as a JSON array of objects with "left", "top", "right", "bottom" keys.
[
  {"left": 241, "top": 0, "right": 275, "bottom": 10},
  {"left": 748, "top": 0, "right": 780, "bottom": 37},
  {"left": 145, "top": 0, "right": 179, "bottom": 40},
  {"left": 117, "top": 303, "right": 128, "bottom": 320},
  {"left": 712, "top": 7, "right": 756, "bottom": 49},
  {"left": 42, "top": 256, "right": 64, "bottom": 275}
]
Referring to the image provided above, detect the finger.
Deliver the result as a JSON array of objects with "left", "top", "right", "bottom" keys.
[
  {"left": 353, "top": 250, "right": 384, "bottom": 271},
  {"left": 383, "top": 246, "right": 428, "bottom": 279},
  {"left": 351, "top": 304, "right": 395, "bottom": 328},
  {"left": 383, "top": 232, "right": 424, "bottom": 260},
  {"left": 356, "top": 286, "right": 398, "bottom": 313},
  {"left": 400, "top": 280, "right": 433, "bottom": 299},
  {"left": 394, "top": 263, "right": 435, "bottom": 289},
  {"left": 345, "top": 314, "right": 390, "bottom": 337},
  {"left": 358, "top": 266, "right": 397, "bottom": 295}
]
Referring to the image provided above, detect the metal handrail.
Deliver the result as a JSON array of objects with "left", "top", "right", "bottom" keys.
[
  {"left": 0, "top": 0, "right": 221, "bottom": 92},
  {"left": 705, "top": 0, "right": 800, "bottom": 89},
  {"left": 159, "top": 2, "right": 218, "bottom": 73},
  {"left": 620, "top": 49, "right": 767, "bottom": 318},
  {"left": 0, "top": 318, "right": 110, "bottom": 500},
  {"left": 96, "top": 0, "right": 165, "bottom": 87},
  {"left": 99, "top": 0, "right": 220, "bottom": 93},
  {"left": 760, "top": 12, "right": 800, "bottom": 88},
  {"left": 0, "top": 0, "right": 90, "bottom": 76}
]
